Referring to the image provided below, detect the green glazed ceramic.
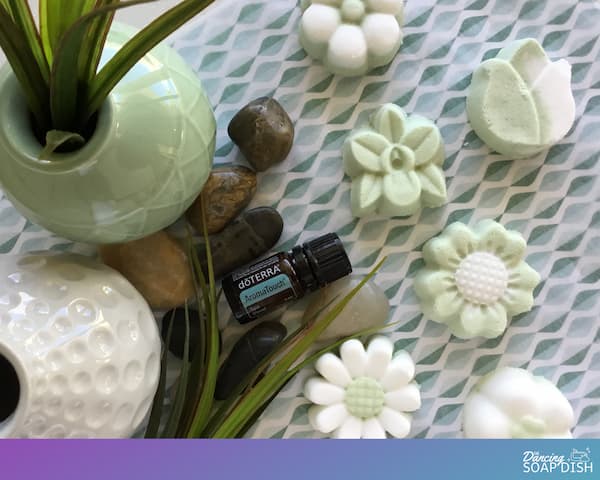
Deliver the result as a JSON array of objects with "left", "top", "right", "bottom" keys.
[{"left": 0, "top": 23, "right": 216, "bottom": 244}]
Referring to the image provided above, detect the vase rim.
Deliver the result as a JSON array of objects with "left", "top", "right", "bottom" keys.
[
  {"left": 0, "top": 340, "right": 28, "bottom": 438},
  {"left": 0, "top": 73, "right": 115, "bottom": 174}
]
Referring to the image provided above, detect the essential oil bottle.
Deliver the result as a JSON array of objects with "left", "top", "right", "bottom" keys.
[{"left": 222, "top": 233, "right": 352, "bottom": 324}]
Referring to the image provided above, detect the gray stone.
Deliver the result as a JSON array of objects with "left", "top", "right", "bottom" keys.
[
  {"left": 303, "top": 276, "right": 390, "bottom": 342},
  {"left": 228, "top": 97, "right": 294, "bottom": 172},
  {"left": 215, "top": 321, "right": 287, "bottom": 400},
  {"left": 197, "top": 206, "right": 284, "bottom": 278},
  {"left": 161, "top": 308, "right": 222, "bottom": 360}
]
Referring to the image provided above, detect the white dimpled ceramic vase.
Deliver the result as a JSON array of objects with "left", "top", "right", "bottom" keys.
[{"left": 0, "top": 253, "right": 160, "bottom": 438}]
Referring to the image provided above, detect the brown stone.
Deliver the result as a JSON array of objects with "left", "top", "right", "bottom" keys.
[
  {"left": 186, "top": 166, "right": 257, "bottom": 235},
  {"left": 228, "top": 97, "right": 294, "bottom": 172},
  {"left": 99, "top": 231, "right": 194, "bottom": 310}
]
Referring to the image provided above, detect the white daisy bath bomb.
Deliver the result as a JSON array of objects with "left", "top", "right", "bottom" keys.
[
  {"left": 467, "top": 38, "right": 576, "bottom": 158},
  {"left": 343, "top": 104, "right": 446, "bottom": 218},
  {"left": 414, "top": 220, "right": 540, "bottom": 339},
  {"left": 299, "top": 0, "right": 404, "bottom": 77},
  {"left": 463, "top": 367, "right": 575, "bottom": 438},
  {"left": 304, "top": 336, "right": 421, "bottom": 438}
]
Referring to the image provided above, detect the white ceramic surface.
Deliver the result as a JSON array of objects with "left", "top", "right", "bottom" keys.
[{"left": 0, "top": 253, "right": 160, "bottom": 438}]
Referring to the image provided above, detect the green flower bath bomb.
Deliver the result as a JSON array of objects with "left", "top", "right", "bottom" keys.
[
  {"left": 467, "top": 38, "right": 575, "bottom": 158},
  {"left": 343, "top": 104, "right": 446, "bottom": 218},
  {"left": 414, "top": 220, "right": 540, "bottom": 339}
]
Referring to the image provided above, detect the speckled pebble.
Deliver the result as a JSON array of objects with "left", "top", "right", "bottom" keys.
[{"left": 228, "top": 97, "right": 294, "bottom": 172}]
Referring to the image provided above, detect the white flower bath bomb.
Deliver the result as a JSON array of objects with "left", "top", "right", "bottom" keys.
[
  {"left": 299, "top": 0, "right": 404, "bottom": 77},
  {"left": 304, "top": 336, "right": 421, "bottom": 439},
  {"left": 463, "top": 367, "right": 575, "bottom": 438},
  {"left": 467, "top": 38, "right": 576, "bottom": 158}
]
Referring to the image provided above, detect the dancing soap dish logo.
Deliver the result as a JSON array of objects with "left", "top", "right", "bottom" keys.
[{"left": 522, "top": 448, "right": 593, "bottom": 474}]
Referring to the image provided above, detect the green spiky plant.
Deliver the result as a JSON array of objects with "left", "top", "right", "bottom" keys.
[
  {"left": 144, "top": 200, "right": 389, "bottom": 438},
  {"left": 0, "top": 0, "right": 214, "bottom": 156}
]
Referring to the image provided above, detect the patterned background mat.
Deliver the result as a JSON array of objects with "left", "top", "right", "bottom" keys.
[{"left": 3, "top": 0, "right": 598, "bottom": 438}]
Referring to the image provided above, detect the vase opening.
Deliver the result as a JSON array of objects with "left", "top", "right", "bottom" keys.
[
  {"left": 1, "top": 73, "right": 114, "bottom": 168},
  {"left": 0, "top": 353, "right": 20, "bottom": 424},
  {"left": 30, "top": 110, "right": 101, "bottom": 154}
]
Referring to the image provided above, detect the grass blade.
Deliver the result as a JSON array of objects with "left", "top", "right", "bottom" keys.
[
  {"left": 287, "top": 321, "right": 401, "bottom": 379},
  {"left": 0, "top": 5, "right": 50, "bottom": 131},
  {"left": 186, "top": 200, "right": 220, "bottom": 437},
  {"left": 4, "top": 0, "right": 49, "bottom": 83},
  {"left": 50, "top": 0, "right": 156, "bottom": 131},
  {"left": 161, "top": 303, "right": 191, "bottom": 438},
  {"left": 39, "top": 130, "right": 85, "bottom": 160},
  {"left": 85, "top": 0, "right": 215, "bottom": 121},
  {"left": 39, "top": 0, "right": 96, "bottom": 64},
  {"left": 174, "top": 235, "right": 208, "bottom": 437},
  {"left": 79, "top": 0, "right": 118, "bottom": 89},
  {"left": 144, "top": 309, "right": 176, "bottom": 438}
]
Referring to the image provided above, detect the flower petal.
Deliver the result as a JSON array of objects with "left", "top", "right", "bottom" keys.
[
  {"left": 475, "top": 220, "right": 525, "bottom": 258},
  {"left": 309, "top": 404, "right": 350, "bottom": 434},
  {"left": 385, "top": 383, "right": 421, "bottom": 412},
  {"left": 364, "top": 336, "right": 394, "bottom": 380},
  {"left": 463, "top": 393, "right": 512, "bottom": 438},
  {"left": 508, "top": 262, "right": 540, "bottom": 291},
  {"left": 361, "top": 417, "right": 387, "bottom": 438},
  {"left": 380, "top": 351, "right": 415, "bottom": 391},
  {"left": 533, "top": 60, "right": 576, "bottom": 144},
  {"left": 327, "top": 25, "right": 368, "bottom": 76},
  {"left": 343, "top": 131, "right": 388, "bottom": 177},
  {"left": 403, "top": 115, "right": 444, "bottom": 167},
  {"left": 366, "top": 0, "right": 404, "bottom": 15},
  {"left": 456, "top": 303, "right": 508, "bottom": 339},
  {"left": 501, "top": 287, "right": 535, "bottom": 317},
  {"left": 432, "top": 289, "right": 464, "bottom": 320},
  {"left": 361, "top": 13, "right": 402, "bottom": 59},
  {"left": 300, "top": 5, "right": 341, "bottom": 59},
  {"left": 499, "top": 231, "right": 528, "bottom": 267},
  {"left": 333, "top": 416, "right": 363, "bottom": 439},
  {"left": 371, "top": 104, "right": 406, "bottom": 144},
  {"left": 351, "top": 173, "right": 383, "bottom": 217},
  {"left": 416, "top": 164, "right": 447, "bottom": 207},
  {"left": 379, "top": 170, "right": 422, "bottom": 217},
  {"left": 422, "top": 236, "right": 463, "bottom": 270},
  {"left": 445, "top": 222, "right": 478, "bottom": 259},
  {"left": 340, "top": 339, "right": 368, "bottom": 378},
  {"left": 378, "top": 406, "right": 412, "bottom": 438},
  {"left": 413, "top": 269, "right": 454, "bottom": 302},
  {"left": 304, "top": 377, "right": 346, "bottom": 405},
  {"left": 315, "top": 353, "right": 352, "bottom": 387}
]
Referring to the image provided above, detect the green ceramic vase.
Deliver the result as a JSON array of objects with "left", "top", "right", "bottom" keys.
[{"left": 0, "top": 23, "right": 216, "bottom": 244}]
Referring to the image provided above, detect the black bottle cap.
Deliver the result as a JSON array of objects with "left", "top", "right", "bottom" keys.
[{"left": 303, "top": 233, "right": 352, "bottom": 287}]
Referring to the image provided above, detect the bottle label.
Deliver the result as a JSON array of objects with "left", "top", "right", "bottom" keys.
[{"left": 240, "top": 274, "right": 294, "bottom": 310}]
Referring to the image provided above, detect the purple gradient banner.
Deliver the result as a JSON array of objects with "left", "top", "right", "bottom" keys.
[{"left": 0, "top": 440, "right": 598, "bottom": 480}]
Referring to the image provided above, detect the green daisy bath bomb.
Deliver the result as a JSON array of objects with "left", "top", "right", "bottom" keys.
[
  {"left": 467, "top": 38, "right": 576, "bottom": 158},
  {"left": 343, "top": 104, "right": 447, "bottom": 218},
  {"left": 414, "top": 220, "right": 540, "bottom": 339}
]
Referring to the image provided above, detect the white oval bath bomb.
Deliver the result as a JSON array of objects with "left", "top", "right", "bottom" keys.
[{"left": 463, "top": 367, "right": 575, "bottom": 438}]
